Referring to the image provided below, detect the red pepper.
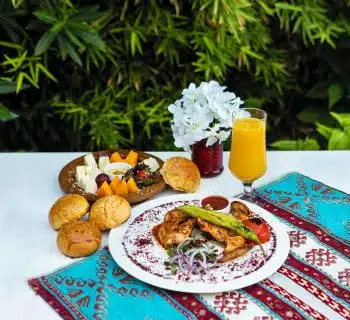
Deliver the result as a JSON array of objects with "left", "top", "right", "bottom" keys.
[
  {"left": 136, "top": 170, "right": 151, "bottom": 179},
  {"left": 243, "top": 219, "right": 271, "bottom": 244}
]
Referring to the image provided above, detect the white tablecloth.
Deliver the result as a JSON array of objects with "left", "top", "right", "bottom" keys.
[{"left": 0, "top": 151, "right": 349, "bottom": 319}]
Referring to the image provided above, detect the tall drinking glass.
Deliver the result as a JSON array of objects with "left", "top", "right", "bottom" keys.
[{"left": 229, "top": 108, "right": 267, "bottom": 198}]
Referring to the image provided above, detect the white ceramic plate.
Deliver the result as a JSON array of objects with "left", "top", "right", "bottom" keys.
[{"left": 109, "top": 194, "right": 290, "bottom": 293}]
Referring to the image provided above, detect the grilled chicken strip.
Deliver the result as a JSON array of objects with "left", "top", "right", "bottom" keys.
[
  {"left": 230, "top": 201, "right": 253, "bottom": 220},
  {"left": 197, "top": 218, "right": 247, "bottom": 261},
  {"left": 152, "top": 213, "right": 195, "bottom": 249},
  {"left": 164, "top": 209, "right": 188, "bottom": 224},
  {"left": 218, "top": 247, "right": 248, "bottom": 263}
]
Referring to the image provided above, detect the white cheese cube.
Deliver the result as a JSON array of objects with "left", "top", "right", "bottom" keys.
[
  {"left": 77, "top": 174, "right": 89, "bottom": 189},
  {"left": 84, "top": 154, "right": 97, "bottom": 168},
  {"left": 85, "top": 179, "right": 98, "bottom": 194},
  {"left": 75, "top": 166, "right": 86, "bottom": 183},
  {"left": 98, "top": 156, "right": 110, "bottom": 171},
  {"left": 85, "top": 166, "right": 93, "bottom": 175},
  {"left": 142, "top": 157, "right": 160, "bottom": 172},
  {"left": 90, "top": 167, "right": 101, "bottom": 180}
]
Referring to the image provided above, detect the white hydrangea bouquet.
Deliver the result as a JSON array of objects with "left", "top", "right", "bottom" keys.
[{"left": 168, "top": 81, "right": 244, "bottom": 152}]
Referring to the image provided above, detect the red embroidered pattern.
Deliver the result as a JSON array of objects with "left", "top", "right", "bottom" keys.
[
  {"left": 243, "top": 284, "right": 305, "bottom": 320},
  {"left": 286, "top": 254, "right": 350, "bottom": 304},
  {"left": 305, "top": 248, "right": 337, "bottom": 267},
  {"left": 252, "top": 196, "right": 350, "bottom": 257},
  {"left": 167, "top": 291, "right": 221, "bottom": 320},
  {"left": 289, "top": 230, "right": 307, "bottom": 248},
  {"left": 279, "top": 266, "right": 350, "bottom": 319},
  {"left": 213, "top": 291, "right": 248, "bottom": 315},
  {"left": 262, "top": 279, "right": 327, "bottom": 320},
  {"left": 338, "top": 268, "right": 350, "bottom": 287},
  {"left": 28, "top": 278, "right": 82, "bottom": 320}
]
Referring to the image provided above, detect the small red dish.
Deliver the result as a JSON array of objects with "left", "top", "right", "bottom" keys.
[{"left": 201, "top": 195, "right": 230, "bottom": 213}]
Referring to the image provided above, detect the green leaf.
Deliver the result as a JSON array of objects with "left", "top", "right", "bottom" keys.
[
  {"left": 0, "top": 104, "right": 18, "bottom": 121},
  {"left": 316, "top": 123, "right": 333, "bottom": 139},
  {"left": 328, "top": 84, "right": 344, "bottom": 108},
  {"left": 34, "top": 11, "right": 57, "bottom": 24},
  {"left": 330, "top": 112, "right": 350, "bottom": 127},
  {"left": 297, "top": 107, "right": 332, "bottom": 124},
  {"left": 270, "top": 140, "right": 297, "bottom": 150},
  {"left": 71, "top": 27, "right": 106, "bottom": 49},
  {"left": 0, "top": 80, "right": 28, "bottom": 93},
  {"left": 57, "top": 34, "right": 67, "bottom": 59},
  {"left": 0, "top": 41, "right": 23, "bottom": 50},
  {"left": 306, "top": 82, "right": 329, "bottom": 99},
  {"left": 65, "top": 40, "right": 83, "bottom": 66},
  {"left": 34, "top": 31, "right": 57, "bottom": 55},
  {"left": 243, "top": 97, "right": 267, "bottom": 109},
  {"left": 130, "top": 32, "right": 140, "bottom": 56},
  {"left": 70, "top": 6, "right": 101, "bottom": 21},
  {"left": 51, "top": 21, "right": 66, "bottom": 33},
  {"left": 36, "top": 63, "right": 58, "bottom": 82},
  {"left": 64, "top": 27, "right": 85, "bottom": 49},
  {"left": 16, "top": 72, "right": 25, "bottom": 93},
  {"left": 258, "top": 1, "right": 274, "bottom": 15},
  {"left": 275, "top": 3, "right": 302, "bottom": 12},
  {"left": 328, "top": 129, "right": 350, "bottom": 150},
  {"left": 299, "top": 138, "right": 320, "bottom": 150},
  {"left": 271, "top": 138, "right": 320, "bottom": 150}
]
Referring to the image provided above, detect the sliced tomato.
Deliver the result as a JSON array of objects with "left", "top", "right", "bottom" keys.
[
  {"left": 243, "top": 219, "right": 271, "bottom": 244},
  {"left": 136, "top": 170, "right": 151, "bottom": 179}
]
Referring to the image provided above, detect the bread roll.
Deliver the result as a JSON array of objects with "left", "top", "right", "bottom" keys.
[
  {"left": 57, "top": 220, "right": 101, "bottom": 258},
  {"left": 49, "top": 194, "right": 89, "bottom": 230},
  {"left": 89, "top": 195, "right": 131, "bottom": 230},
  {"left": 161, "top": 157, "right": 200, "bottom": 193}
]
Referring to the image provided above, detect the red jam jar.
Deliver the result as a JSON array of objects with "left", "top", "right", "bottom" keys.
[{"left": 191, "top": 139, "right": 224, "bottom": 177}]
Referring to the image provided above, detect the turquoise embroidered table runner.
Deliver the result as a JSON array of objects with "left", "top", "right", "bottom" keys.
[{"left": 29, "top": 172, "right": 350, "bottom": 320}]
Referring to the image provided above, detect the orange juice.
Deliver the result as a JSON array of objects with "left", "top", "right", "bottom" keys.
[{"left": 229, "top": 118, "right": 266, "bottom": 183}]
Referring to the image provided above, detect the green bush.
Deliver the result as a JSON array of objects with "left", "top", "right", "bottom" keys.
[{"left": 0, "top": 0, "right": 349, "bottom": 151}]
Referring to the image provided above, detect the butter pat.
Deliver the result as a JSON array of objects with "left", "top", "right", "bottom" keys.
[
  {"left": 84, "top": 154, "right": 97, "bottom": 168},
  {"left": 75, "top": 166, "right": 86, "bottom": 183},
  {"left": 98, "top": 156, "right": 110, "bottom": 171}
]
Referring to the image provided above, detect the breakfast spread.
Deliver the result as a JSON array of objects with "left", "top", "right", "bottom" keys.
[
  {"left": 57, "top": 220, "right": 102, "bottom": 258},
  {"left": 74, "top": 150, "right": 160, "bottom": 197},
  {"left": 49, "top": 194, "right": 90, "bottom": 230},
  {"left": 161, "top": 156, "right": 201, "bottom": 193},
  {"left": 89, "top": 195, "right": 131, "bottom": 230},
  {"left": 152, "top": 200, "right": 270, "bottom": 275}
]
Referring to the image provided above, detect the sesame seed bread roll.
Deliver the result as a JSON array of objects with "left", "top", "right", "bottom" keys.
[
  {"left": 49, "top": 194, "right": 90, "bottom": 230},
  {"left": 161, "top": 157, "right": 200, "bottom": 193}
]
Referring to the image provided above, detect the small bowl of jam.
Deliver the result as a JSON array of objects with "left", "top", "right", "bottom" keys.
[{"left": 201, "top": 195, "right": 230, "bottom": 213}]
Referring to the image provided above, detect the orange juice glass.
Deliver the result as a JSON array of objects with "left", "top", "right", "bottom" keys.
[{"left": 229, "top": 108, "right": 267, "bottom": 196}]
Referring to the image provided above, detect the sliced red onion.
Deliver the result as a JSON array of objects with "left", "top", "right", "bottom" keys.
[{"left": 167, "top": 237, "right": 221, "bottom": 276}]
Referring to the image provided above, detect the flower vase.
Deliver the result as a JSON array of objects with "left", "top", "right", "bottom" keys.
[{"left": 191, "top": 139, "right": 224, "bottom": 177}]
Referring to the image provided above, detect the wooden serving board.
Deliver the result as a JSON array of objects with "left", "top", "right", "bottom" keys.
[{"left": 58, "top": 150, "right": 166, "bottom": 204}]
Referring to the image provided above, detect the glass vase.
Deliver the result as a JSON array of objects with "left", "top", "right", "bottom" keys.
[{"left": 191, "top": 139, "right": 224, "bottom": 177}]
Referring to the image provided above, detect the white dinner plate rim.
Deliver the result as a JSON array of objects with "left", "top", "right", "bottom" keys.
[{"left": 108, "top": 193, "right": 290, "bottom": 293}]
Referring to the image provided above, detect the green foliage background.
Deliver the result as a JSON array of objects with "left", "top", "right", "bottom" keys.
[{"left": 0, "top": 0, "right": 349, "bottom": 151}]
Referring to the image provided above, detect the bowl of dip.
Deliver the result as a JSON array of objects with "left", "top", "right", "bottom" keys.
[
  {"left": 104, "top": 162, "right": 132, "bottom": 180},
  {"left": 201, "top": 195, "right": 230, "bottom": 213}
]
